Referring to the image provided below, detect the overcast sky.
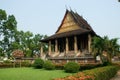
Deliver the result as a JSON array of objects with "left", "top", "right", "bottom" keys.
[{"left": 0, "top": 0, "right": 120, "bottom": 42}]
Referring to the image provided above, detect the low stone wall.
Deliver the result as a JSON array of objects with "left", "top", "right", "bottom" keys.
[{"left": 48, "top": 56, "right": 95, "bottom": 64}]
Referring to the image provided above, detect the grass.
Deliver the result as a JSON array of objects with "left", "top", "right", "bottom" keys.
[{"left": 0, "top": 68, "right": 72, "bottom": 80}]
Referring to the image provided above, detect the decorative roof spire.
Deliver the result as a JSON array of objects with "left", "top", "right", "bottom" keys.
[{"left": 65, "top": 5, "right": 68, "bottom": 10}]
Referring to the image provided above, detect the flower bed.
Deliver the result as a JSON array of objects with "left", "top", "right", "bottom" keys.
[{"left": 54, "top": 66, "right": 118, "bottom": 80}]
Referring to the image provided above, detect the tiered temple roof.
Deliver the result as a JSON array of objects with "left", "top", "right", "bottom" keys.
[{"left": 41, "top": 9, "right": 96, "bottom": 42}]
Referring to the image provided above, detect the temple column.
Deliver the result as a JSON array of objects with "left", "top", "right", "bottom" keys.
[
  {"left": 88, "top": 34, "right": 91, "bottom": 53},
  {"left": 66, "top": 37, "right": 69, "bottom": 53},
  {"left": 55, "top": 39, "right": 58, "bottom": 53},
  {"left": 74, "top": 36, "right": 78, "bottom": 53},
  {"left": 48, "top": 41, "right": 51, "bottom": 55}
]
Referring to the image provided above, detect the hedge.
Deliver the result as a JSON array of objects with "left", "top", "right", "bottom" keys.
[
  {"left": 54, "top": 63, "right": 102, "bottom": 70},
  {"left": 83, "top": 66, "right": 118, "bottom": 80},
  {"left": 0, "top": 61, "right": 31, "bottom": 68},
  {"left": 80, "top": 63, "right": 102, "bottom": 71},
  {"left": 54, "top": 66, "right": 118, "bottom": 80}
]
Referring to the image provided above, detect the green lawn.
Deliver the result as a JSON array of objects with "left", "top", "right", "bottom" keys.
[{"left": 0, "top": 68, "right": 72, "bottom": 80}]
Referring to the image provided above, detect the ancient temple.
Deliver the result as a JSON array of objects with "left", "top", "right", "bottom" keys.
[{"left": 41, "top": 9, "right": 97, "bottom": 64}]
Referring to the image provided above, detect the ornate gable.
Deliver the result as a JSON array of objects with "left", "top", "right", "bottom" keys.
[{"left": 56, "top": 10, "right": 80, "bottom": 34}]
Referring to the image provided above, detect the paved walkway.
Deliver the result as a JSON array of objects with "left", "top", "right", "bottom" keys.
[{"left": 110, "top": 70, "right": 120, "bottom": 80}]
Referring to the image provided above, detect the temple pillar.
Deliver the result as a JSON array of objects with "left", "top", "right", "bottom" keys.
[
  {"left": 88, "top": 34, "right": 91, "bottom": 53},
  {"left": 48, "top": 41, "right": 51, "bottom": 55},
  {"left": 66, "top": 37, "right": 69, "bottom": 53},
  {"left": 55, "top": 39, "right": 58, "bottom": 53},
  {"left": 74, "top": 36, "right": 78, "bottom": 53}
]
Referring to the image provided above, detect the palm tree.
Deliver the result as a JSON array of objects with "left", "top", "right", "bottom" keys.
[
  {"left": 105, "top": 38, "right": 120, "bottom": 62},
  {"left": 91, "top": 36, "right": 104, "bottom": 62},
  {"left": 92, "top": 36, "right": 120, "bottom": 63}
]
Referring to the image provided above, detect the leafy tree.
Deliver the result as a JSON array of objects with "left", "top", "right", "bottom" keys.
[
  {"left": 0, "top": 48, "right": 4, "bottom": 56},
  {"left": 42, "top": 35, "right": 48, "bottom": 52},
  {"left": 92, "top": 36, "right": 120, "bottom": 63},
  {"left": 10, "top": 42, "right": 21, "bottom": 49},
  {"left": 25, "top": 49, "right": 32, "bottom": 57},
  {"left": 0, "top": 9, "right": 48, "bottom": 58},
  {"left": 0, "top": 9, "right": 17, "bottom": 57},
  {"left": 0, "top": 9, "right": 7, "bottom": 29}
]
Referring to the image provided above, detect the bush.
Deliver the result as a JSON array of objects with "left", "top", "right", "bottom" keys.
[
  {"left": 43, "top": 60, "right": 55, "bottom": 70},
  {"left": 83, "top": 66, "right": 118, "bottom": 80},
  {"left": 112, "top": 62, "right": 120, "bottom": 68},
  {"left": 102, "top": 61, "right": 112, "bottom": 66},
  {"left": 33, "top": 58, "right": 44, "bottom": 69},
  {"left": 54, "top": 66, "right": 118, "bottom": 80},
  {"left": 64, "top": 62, "right": 80, "bottom": 73},
  {"left": 3, "top": 60, "right": 11, "bottom": 63},
  {"left": 21, "top": 61, "right": 31, "bottom": 67}
]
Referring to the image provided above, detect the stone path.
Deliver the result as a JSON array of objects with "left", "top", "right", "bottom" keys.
[{"left": 110, "top": 70, "right": 120, "bottom": 80}]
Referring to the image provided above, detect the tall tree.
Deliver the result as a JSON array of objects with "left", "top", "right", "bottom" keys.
[
  {"left": 0, "top": 9, "right": 7, "bottom": 49},
  {"left": 0, "top": 9, "right": 48, "bottom": 58},
  {"left": 92, "top": 36, "right": 120, "bottom": 63},
  {"left": 0, "top": 9, "right": 17, "bottom": 57},
  {"left": 3, "top": 15, "right": 17, "bottom": 56},
  {"left": 104, "top": 37, "right": 120, "bottom": 62},
  {"left": 32, "top": 34, "right": 43, "bottom": 56}
]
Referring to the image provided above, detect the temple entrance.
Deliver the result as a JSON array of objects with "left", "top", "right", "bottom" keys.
[
  {"left": 77, "top": 34, "right": 88, "bottom": 52},
  {"left": 68, "top": 37, "right": 74, "bottom": 51},
  {"left": 58, "top": 38, "right": 65, "bottom": 52}
]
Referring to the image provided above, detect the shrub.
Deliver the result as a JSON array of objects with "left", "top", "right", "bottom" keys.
[
  {"left": 64, "top": 62, "right": 80, "bottom": 73},
  {"left": 33, "top": 58, "right": 44, "bottom": 69},
  {"left": 54, "top": 66, "right": 118, "bottom": 80},
  {"left": 112, "top": 62, "right": 120, "bottom": 68},
  {"left": 21, "top": 61, "right": 31, "bottom": 67},
  {"left": 3, "top": 60, "right": 11, "bottom": 63},
  {"left": 83, "top": 66, "right": 118, "bottom": 80},
  {"left": 102, "top": 61, "right": 112, "bottom": 66},
  {"left": 43, "top": 60, "right": 55, "bottom": 70}
]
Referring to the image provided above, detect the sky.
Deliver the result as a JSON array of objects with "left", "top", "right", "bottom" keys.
[{"left": 0, "top": 0, "right": 120, "bottom": 42}]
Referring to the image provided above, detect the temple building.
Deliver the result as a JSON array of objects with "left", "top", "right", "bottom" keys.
[{"left": 41, "top": 9, "right": 97, "bottom": 63}]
